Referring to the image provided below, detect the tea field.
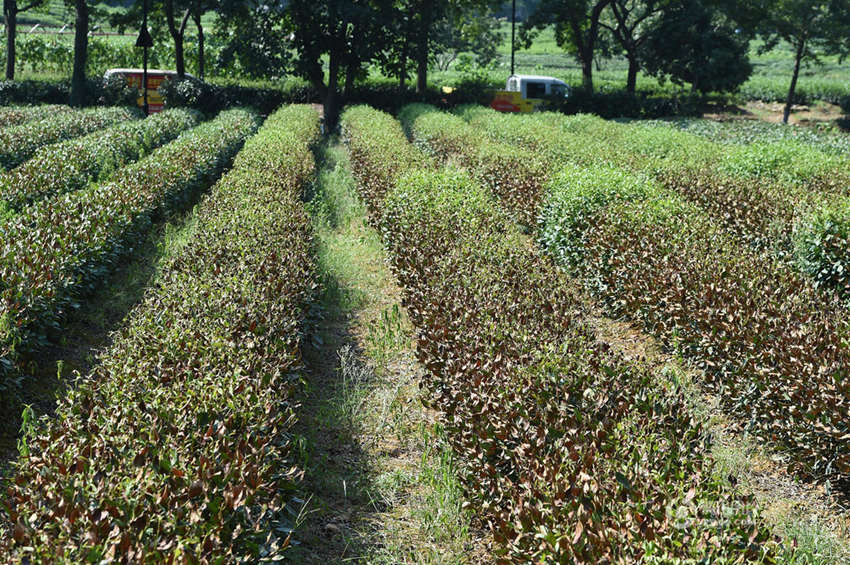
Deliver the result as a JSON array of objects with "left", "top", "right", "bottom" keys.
[{"left": 0, "top": 101, "right": 848, "bottom": 562}]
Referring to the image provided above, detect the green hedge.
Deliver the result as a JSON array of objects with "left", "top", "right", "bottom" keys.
[
  {"left": 400, "top": 104, "right": 547, "bottom": 227},
  {"left": 0, "top": 108, "right": 202, "bottom": 212},
  {"left": 539, "top": 166, "right": 850, "bottom": 479},
  {"left": 646, "top": 117, "right": 850, "bottom": 156},
  {"left": 411, "top": 104, "right": 850, "bottom": 481},
  {"left": 341, "top": 105, "right": 425, "bottom": 217},
  {"left": 0, "top": 105, "right": 319, "bottom": 561},
  {"left": 460, "top": 106, "right": 850, "bottom": 294},
  {"left": 343, "top": 105, "right": 778, "bottom": 563},
  {"left": 0, "top": 108, "right": 260, "bottom": 393},
  {"left": 0, "top": 104, "right": 74, "bottom": 128},
  {"left": 0, "top": 106, "right": 141, "bottom": 170}
]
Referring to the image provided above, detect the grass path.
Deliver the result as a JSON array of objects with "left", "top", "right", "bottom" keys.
[
  {"left": 288, "top": 139, "right": 488, "bottom": 563},
  {"left": 586, "top": 309, "right": 850, "bottom": 564}
]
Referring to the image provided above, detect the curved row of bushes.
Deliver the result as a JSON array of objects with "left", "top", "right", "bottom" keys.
[
  {"left": 0, "top": 109, "right": 202, "bottom": 212},
  {"left": 539, "top": 168, "right": 850, "bottom": 479},
  {"left": 402, "top": 104, "right": 850, "bottom": 480},
  {"left": 0, "top": 108, "right": 260, "bottom": 393},
  {"left": 0, "top": 104, "right": 75, "bottom": 128},
  {"left": 0, "top": 104, "right": 320, "bottom": 562},
  {"left": 458, "top": 106, "right": 850, "bottom": 295},
  {"left": 343, "top": 104, "right": 778, "bottom": 563},
  {"left": 0, "top": 106, "right": 140, "bottom": 170},
  {"left": 399, "top": 103, "right": 547, "bottom": 228}
]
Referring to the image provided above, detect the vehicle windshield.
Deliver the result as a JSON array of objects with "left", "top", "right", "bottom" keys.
[{"left": 552, "top": 84, "right": 567, "bottom": 98}]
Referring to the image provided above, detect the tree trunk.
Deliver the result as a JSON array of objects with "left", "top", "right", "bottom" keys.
[
  {"left": 343, "top": 24, "right": 361, "bottom": 100},
  {"left": 626, "top": 53, "right": 638, "bottom": 94},
  {"left": 398, "top": 19, "right": 409, "bottom": 88},
  {"left": 784, "top": 39, "right": 805, "bottom": 125},
  {"left": 580, "top": 50, "right": 593, "bottom": 93},
  {"left": 174, "top": 37, "right": 184, "bottom": 76},
  {"left": 70, "top": 0, "right": 88, "bottom": 106},
  {"left": 415, "top": 0, "right": 433, "bottom": 95},
  {"left": 193, "top": 4, "right": 203, "bottom": 79},
  {"left": 399, "top": 45, "right": 407, "bottom": 89},
  {"left": 343, "top": 59, "right": 356, "bottom": 100},
  {"left": 165, "top": 0, "right": 189, "bottom": 77},
  {"left": 4, "top": 0, "right": 16, "bottom": 80},
  {"left": 324, "top": 47, "right": 341, "bottom": 133}
]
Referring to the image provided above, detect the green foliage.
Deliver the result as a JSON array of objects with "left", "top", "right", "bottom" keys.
[
  {"left": 0, "top": 108, "right": 201, "bottom": 210},
  {"left": 461, "top": 106, "right": 850, "bottom": 287},
  {"left": 0, "top": 103, "right": 74, "bottom": 127},
  {"left": 432, "top": 5, "right": 503, "bottom": 71},
  {"left": 539, "top": 164, "right": 663, "bottom": 267},
  {"left": 0, "top": 108, "right": 259, "bottom": 393},
  {"left": 793, "top": 202, "right": 850, "bottom": 294},
  {"left": 421, "top": 104, "right": 850, "bottom": 486},
  {"left": 213, "top": 0, "right": 290, "bottom": 79},
  {"left": 16, "top": 404, "right": 35, "bottom": 458},
  {"left": 400, "top": 102, "right": 547, "bottom": 227},
  {"left": 0, "top": 104, "right": 320, "bottom": 562},
  {"left": 343, "top": 105, "right": 779, "bottom": 562},
  {"left": 638, "top": 0, "right": 752, "bottom": 94},
  {"left": 340, "top": 104, "right": 425, "bottom": 215},
  {"left": 647, "top": 117, "right": 850, "bottom": 156},
  {"left": 534, "top": 158, "right": 850, "bottom": 482},
  {"left": 0, "top": 34, "right": 219, "bottom": 79},
  {"left": 718, "top": 139, "right": 848, "bottom": 187},
  {"left": 0, "top": 105, "right": 140, "bottom": 170}
]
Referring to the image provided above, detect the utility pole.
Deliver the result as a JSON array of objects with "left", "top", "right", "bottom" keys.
[
  {"left": 135, "top": 0, "right": 154, "bottom": 116},
  {"left": 511, "top": 0, "right": 516, "bottom": 75}
]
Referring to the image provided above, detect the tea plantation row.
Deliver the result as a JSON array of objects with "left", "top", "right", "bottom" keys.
[
  {"left": 0, "top": 109, "right": 259, "bottom": 398},
  {"left": 400, "top": 104, "right": 850, "bottom": 484},
  {"left": 0, "top": 105, "right": 320, "bottom": 561},
  {"left": 341, "top": 104, "right": 781, "bottom": 563}
]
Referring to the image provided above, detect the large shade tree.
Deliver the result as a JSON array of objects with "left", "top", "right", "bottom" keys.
[
  {"left": 638, "top": 0, "right": 752, "bottom": 96},
  {"left": 521, "top": 0, "right": 612, "bottom": 93},
  {"left": 284, "top": 0, "right": 392, "bottom": 129},
  {"left": 600, "top": 0, "right": 668, "bottom": 93},
  {"left": 755, "top": 0, "right": 850, "bottom": 123},
  {"left": 214, "top": 0, "right": 289, "bottom": 79}
]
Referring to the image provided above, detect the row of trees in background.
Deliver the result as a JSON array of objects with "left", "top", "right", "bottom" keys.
[
  {"left": 3, "top": 0, "right": 850, "bottom": 124},
  {"left": 523, "top": 0, "right": 850, "bottom": 123}
]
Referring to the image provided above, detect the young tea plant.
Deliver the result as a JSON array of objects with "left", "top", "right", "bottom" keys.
[{"left": 16, "top": 405, "right": 34, "bottom": 458}]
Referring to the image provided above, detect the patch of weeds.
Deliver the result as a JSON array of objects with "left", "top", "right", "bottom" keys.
[
  {"left": 366, "top": 304, "right": 408, "bottom": 370},
  {"left": 336, "top": 344, "right": 373, "bottom": 436}
]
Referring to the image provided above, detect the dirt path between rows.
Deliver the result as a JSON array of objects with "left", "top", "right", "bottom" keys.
[
  {"left": 286, "top": 140, "right": 489, "bottom": 564},
  {"left": 584, "top": 298, "right": 850, "bottom": 561}
]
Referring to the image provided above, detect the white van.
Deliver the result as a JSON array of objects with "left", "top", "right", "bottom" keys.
[
  {"left": 491, "top": 74, "right": 570, "bottom": 113},
  {"left": 505, "top": 74, "right": 569, "bottom": 99}
]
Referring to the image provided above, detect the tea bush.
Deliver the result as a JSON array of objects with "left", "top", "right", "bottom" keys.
[
  {"left": 343, "top": 105, "right": 778, "bottom": 563},
  {"left": 0, "top": 109, "right": 260, "bottom": 393},
  {"left": 0, "top": 106, "right": 140, "bottom": 170},
  {"left": 409, "top": 104, "right": 850, "bottom": 482},
  {"left": 0, "top": 108, "right": 201, "bottom": 211},
  {"left": 539, "top": 168, "right": 850, "bottom": 479},
  {"left": 0, "top": 104, "right": 319, "bottom": 562},
  {"left": 0, "top": 104, "right": 74, "bottom": 128},
  {"left": 460, "top": 107, "right": 850, "bottom": 295}
]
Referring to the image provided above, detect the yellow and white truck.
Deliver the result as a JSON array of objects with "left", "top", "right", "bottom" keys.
[{"left": 491, "top": 74, "right": 569, "bottom": 113}]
